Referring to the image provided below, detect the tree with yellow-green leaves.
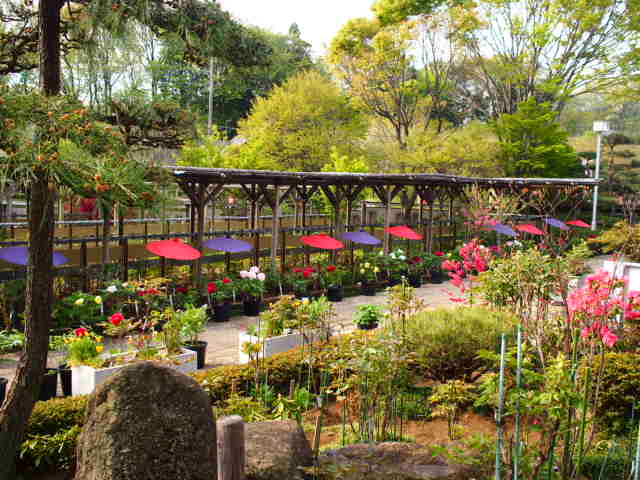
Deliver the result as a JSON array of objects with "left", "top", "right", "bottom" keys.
[
  {"left": 329, "top": 19, "right": 424, "bottom": 150},
  {"left": 232, "top": 70, "right": 368, "bottom": 172}
]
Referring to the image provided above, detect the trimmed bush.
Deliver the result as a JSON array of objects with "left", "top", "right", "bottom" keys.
[
  {"left": 595, "top": 352, "right": 640, "bottom": 434},
  {"left": 26, "top": 395, "right": 87, "bottom": 436},
  {"left": 404, "top": 307, "right": 514, "bottom": 382}
]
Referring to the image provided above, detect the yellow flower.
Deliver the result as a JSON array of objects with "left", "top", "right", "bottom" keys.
[
  {"left": 364, "top": 262, "right": 371, "bottom": 268},
  {"left": 302, "top": 298, "right": 310, "bottom": 305},
  {"left": 96, "top": 336, "right": 103, "bottom": 343},
  {"left": 74, "top": 298, "right": 84, "bottom": 306},
  {"left": 360, "top": 269, "right": 365, "bottom": 274},
  {"left": 96, "top": 345, "right": 104, "bottom": 353},
  {"left": 374, "top": 267, "right": 380, "bottom": 273},
  {"left": 94, "top": 296, "right": 102, "bottom": 304}
]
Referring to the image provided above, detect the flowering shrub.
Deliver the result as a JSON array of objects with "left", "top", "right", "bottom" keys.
[
  {"left": 320, "top": 264, "right": 344, "bottom": 288},
  {"left": 442, "top": 240, "right": 493, "bottom": 303},
  {"left": 238, "top": 266, "right": 266, "bottom": 300},
  {"left": 290, "top": 267, "right": 316, "bottom": 295},
  {"left": 53, "top": 292, "right": 104, "bottom": 330},
  {"left": 568, "top": 269, "right": 640, "bottom": 348},
  {"left": 358, "top": 261, "right": 380, "bottom": 283},
  {"left": 67, "top": 328, "right": 104, "bottom": 367}
]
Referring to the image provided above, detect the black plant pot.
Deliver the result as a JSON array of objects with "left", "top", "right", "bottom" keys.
[
  {"left": 408, "top": 273, "right": 422, "bottom": 288},
  {"left": 430, "top": 270, "right": 444, "bottom": 284},
  {"left": 58, "top": 363, "right": 72, "bottom": 397},
  {"left": 0, "top": 377, "right": 7, "bottom": 406},
  {"left": 184, "top": 341, "right": 208, "bottom": 369},
  {"left": 39, "top": 368, "right": 58, "bottom": 401},
  {"left": 213, "top": 302, "right": 232, "bottom": 322},
  {"left": 357, "top": 322, "right": 378, "bottom": 331},
  {"left": 361, "top": 282, "right": 376, "bottom": 296},
  {"left": 243, "top": 299, "right": 262, "bottom": 317},
  {"left": 326, "top": 285, "right": 343, "bottom": 302}
]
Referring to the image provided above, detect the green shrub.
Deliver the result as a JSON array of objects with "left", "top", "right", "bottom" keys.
[
  {"left": 16, "top": 396, "right": 87, "bottom": 473},
  {"left": 19, "top": 425, "right": 81, "bottom": 472},
  {"left": 580, "top": 441, "right": 632, "bottom": 479},
  {"left": 405, "top": 307, "right": 514, "bottom": 382},
  {"left": 589, "top": 221, "right": 640, "bottom": 262},
  {"left": 26, "top": 396, "right": 87, "bottom": 436},
  {"left": 594, "top": 352, "right": 640, "bottom": 434}
]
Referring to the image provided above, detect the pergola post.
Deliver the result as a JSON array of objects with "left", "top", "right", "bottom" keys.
[
  {"left": 371, "top": 185, "right": 403, "bottom": 255},
  {"left": 296, "top": 185, "right": 319, "bottom": 266}
]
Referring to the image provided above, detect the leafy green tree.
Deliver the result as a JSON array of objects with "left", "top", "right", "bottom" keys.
[
  {"left": 233, "top": 70, "right": 367, "bottom": 172},
  {"left": 329, "top": 19, "right": 423, "bottom": 150},
  {"left": 492, "top": 97, "right": 581, "bottom": 177},
  {"left": 178, "top": 129, "right": 227, "bottom": 168},
  {"left": 373, "top": 0, "right": 446, "bottom": 25}
]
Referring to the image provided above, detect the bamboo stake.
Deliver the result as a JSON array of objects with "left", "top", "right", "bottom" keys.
[
  {"left": 496, "top": 334, "right": 506, "bottom": 480},
  {"left": 634, "top": 417, "right": 640, "bottom": 480},
  {"left": 514, "top": 326, "right": 523, "bottom": 480}
]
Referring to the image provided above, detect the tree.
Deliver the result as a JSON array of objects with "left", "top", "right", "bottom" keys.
[
  {"left": 233, "top": 70, "right": 367, "bottom": 172},
  {"left": 492, "top": 97, "right": 581, "bottom": 178},
  {"left": 329, "top": 19, "right": 423, "bottom": 150},
  {"left": 373, "top": 0, "right": 446, "bottom": 25}
]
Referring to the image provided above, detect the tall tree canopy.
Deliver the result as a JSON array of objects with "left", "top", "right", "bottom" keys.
[{"left": 231, "top": 70, "right": 368, "bottom": 172}]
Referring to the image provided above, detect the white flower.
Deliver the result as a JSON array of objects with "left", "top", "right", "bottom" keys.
[
  {"left": 378, "top": 251, "right": 384, "bottom": 256},
  {"left": 74, "top": 298, "right": 84, "bottom": 306},
  {"left": 240, "top": 270, "right": 249, "bottom": 279},
  {"left": 250, "top": 266, "right": 260, "bottom": 274},
  {"left": 248, "top": 271, "right": 257, "bottom": 280},
  {"left": 257, "top": 273, "right": 266, "bottom": 281},
  {"left": 360, "top": 269, "right": 365, "bottom": 274},
  {"left": 374, "top": 267, "right": 380, "bottom": 273},
  {"left": 364, "top": 262, "right": 371, "bottom": 268},
  {"left": 399, "top": 255, "right": 406, "bottom": 261},
  {"left": 106, "top": 285, "right": 117, "bottom": 293},
  {"left": 122, "top": 282, "right": 129, "bottom": 287}
]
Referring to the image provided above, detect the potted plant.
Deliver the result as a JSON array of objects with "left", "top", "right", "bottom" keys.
[
  {"left": 176, "top": 305, "right": 208, "bottom": 369},
  {"left": 354, "top": 304, "right": 383, "bottom": 330},
  {"left": 386, "top": 249, "right": 409, "bottom": 286},
  {"left": 407, "top": 255, "right": 425, "bottom": 288},
  {"left": 429, "top": 251, "right": 446, "bottom": 284},
  {"left": 50, "top": 333, "right": 73, "bottom": 397},
  {"left": 207, "top": 277, "right": 234, "bottom": 322},
  {"left": 290, "top": 267, "right": 315, "bottom": 298},
  {"left": 239, "top": 266, "right": 266, "bottom": 316},
  {"left": 322, "top": 265, "right": 344, "bottom": 302},
  {"left": 52, "top": 291, "right": 105, "bottom": 331},
  {"left": 358, "top": 261, "right": 380, "bottom": 296}
]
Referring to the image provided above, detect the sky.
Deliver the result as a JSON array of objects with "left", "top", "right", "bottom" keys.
[{"left": 217, "top": 0, "right": 375, "bottom": 56}]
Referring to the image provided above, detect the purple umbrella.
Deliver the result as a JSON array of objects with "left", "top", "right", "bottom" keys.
[
  {"left": 545, "top": 218, "right": 569, "bottom": 230},
  {"left": 0, "top": 246, "right": 69, "bottom": 266},
  {"left": 204, "top": 237, "right": 253, "bottom": 253},
  {"left": 341, "top": 231, "right": 382, "bottom": 245},
  {"left": 489, "top": 223, "right": 518, "bottom": 237}
]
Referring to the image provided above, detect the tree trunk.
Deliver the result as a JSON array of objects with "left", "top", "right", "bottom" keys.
[
  {"left": 0, "top": 176, "right": 55, "bottom": 479},
  {"left": 0, "top": 0, "right": 61, "bottom": 477}
]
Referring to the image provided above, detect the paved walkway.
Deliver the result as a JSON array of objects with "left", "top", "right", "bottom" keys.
[{"left": 0, "top": 280, "right": 457, "bottom": 384}]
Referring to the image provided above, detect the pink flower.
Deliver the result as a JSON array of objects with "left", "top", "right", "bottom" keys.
[
  {"left": 435, "top": 251, "right": 445, "bottom": 257},
  {"left": 601, "top": 326, "right": 618, "bottom": 348},
  {"left": 257, "top": 273, "right": 266, "bottom": 281}
]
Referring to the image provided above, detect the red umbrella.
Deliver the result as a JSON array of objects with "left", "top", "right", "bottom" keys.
[
  {"left": 515, "top": 224, "right": 545, "bottom": 235},
  {"left": 567, "top": 220, "right": 590, "bottom": 228},
  {"left": 146, "top": 238, "right": 202, "bottom": 260},
  {"left": 300, "top": 234, "right": 344, "bottom": 250},
  {"left": 386, "top": 225, "right": 423, "bottom": 240}
]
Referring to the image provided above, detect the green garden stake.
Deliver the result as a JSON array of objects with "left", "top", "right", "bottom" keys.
[
  {"left": 496, "top": 333, "right": 506, "bottom": 480},
  {"left": 514, "top": 326, "right": 523, "bottom": 480},
  {"left": 634, "top": 418, "right": 640, "bottom": 480}
]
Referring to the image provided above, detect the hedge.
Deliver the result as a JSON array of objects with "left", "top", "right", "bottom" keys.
[{"left": 595, "top": 352, "right": 640, "bottom": 434}]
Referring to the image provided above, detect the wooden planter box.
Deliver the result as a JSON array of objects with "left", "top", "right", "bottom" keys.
[
  {"left": 238, "top": 329, "right": 330, "bottom": 364},
  {"left": 71, "top": 348, "right": 197, "bottom": 396}
]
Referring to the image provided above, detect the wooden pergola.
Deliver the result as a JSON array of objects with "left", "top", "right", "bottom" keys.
[{"left": 172, "top": 167, "right": 598, "bottom": 280}]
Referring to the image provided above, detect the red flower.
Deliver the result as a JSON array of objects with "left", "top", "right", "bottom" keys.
[
  {"left": 327, "top": 265, "right": 337, "bottom": 272},
  {"left": 303, "top": 270, "right": 312, "bottom": 278},
  {"left": 435, "top": 251, "right": 445, "bottom": 257},
  {"left": 222, "top": 277, "right": 232, "bottom": 284},
  {"left": 412, "top": 256, "right": 422, "bottom": 263},
  {"left": 176, "top": 286, "right": 188, "bottom": 294},
  {"left": 138, "top": 290, "right": 146, "bottom": 297},
  {"left": 110, "top": 312, "right": 124, "bottom": 326},
  {"left": 208, "top": 282, "right": 217, "bottom": 294},
  {"left": 293, "top": 267, "right": 304, "bottom": 273},
  {"left": 75, "top": 327, "right": 88, "bottom": 337}
]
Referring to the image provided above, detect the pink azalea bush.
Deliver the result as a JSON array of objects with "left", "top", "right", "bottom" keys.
[
  {"left": 567, "top": 269, "right": 640, "bottom": 348},
  {"left": 442, "top": 239, "right": 494, "bottom": 303}
]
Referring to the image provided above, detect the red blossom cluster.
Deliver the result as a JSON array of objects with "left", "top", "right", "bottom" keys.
[
  {"left": 138, "top": 288, "right": 161, "bottom": 297},
  {"left": 568, "top": 269, "right": 640, "bottom": 348},
  {"left": 294, "top": 266, "right": 316, "bottom": 278},
  {"left": 176, "top": 286, "right": 189, "bottom": 294},
  {"left": 110, "top": 312, "right": 124, "bottom": 326}
]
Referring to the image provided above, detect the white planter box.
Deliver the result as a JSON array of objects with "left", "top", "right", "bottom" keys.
[
  {"left": 238, "top": 329, "right": 329, "bottom": 364},
  {"left": 71, "top": 348, "right": 196, "bottom": 396}
]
